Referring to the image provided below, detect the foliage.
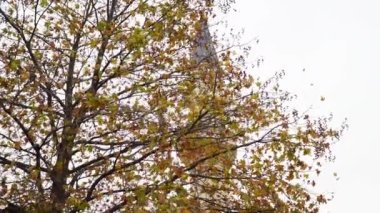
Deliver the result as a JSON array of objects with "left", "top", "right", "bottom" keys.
[{"left": 0, "top": 0, "right": 344, "bottom": 212}]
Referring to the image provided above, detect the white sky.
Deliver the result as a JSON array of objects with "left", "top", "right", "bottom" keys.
[{"left": 225, "top": 0, "right": 380, "bottom": 212}]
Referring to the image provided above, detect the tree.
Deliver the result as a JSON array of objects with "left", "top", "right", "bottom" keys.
[{"left": 0, "top": 0, "right": 344, "bottom": 212}]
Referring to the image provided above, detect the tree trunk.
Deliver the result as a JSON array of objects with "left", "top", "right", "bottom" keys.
[{"left": 50, "top": 124, "right": 77, "bottom": 212}]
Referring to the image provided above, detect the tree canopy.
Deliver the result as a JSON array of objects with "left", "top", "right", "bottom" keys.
[{"left": 0, "top": 0, "right": 344, "bottom": 212}]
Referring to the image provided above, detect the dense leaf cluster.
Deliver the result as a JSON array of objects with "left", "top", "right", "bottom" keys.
[{"left": 0, "top": 0, "right": 343, "bottom": 212}]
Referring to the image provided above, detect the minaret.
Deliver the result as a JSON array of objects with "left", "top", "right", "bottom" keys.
[
  {"left": 191, "top": 19, "right": 219, "bottom": 65},
  {"left": 182, "top": 16, "right": 237, "bottom": 211},
  {"left": 191, "top": 17, "right": 238, "bottom": 171}
]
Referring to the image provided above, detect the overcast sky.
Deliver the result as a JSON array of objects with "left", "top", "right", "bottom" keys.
[{"left": 224, "top": 0, "right": 380, "bottom": 212}]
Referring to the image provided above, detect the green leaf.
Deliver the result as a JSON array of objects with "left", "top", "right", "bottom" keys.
[
  {"left": 97, "top": 21, "right": 107, "bottom": 31},
  {"left": 303, "top": 148, "right": 311, "bottom": 155},
  {"left": 136, "top": 187, "right": 147, "bottom": 204},
  {"left": 9, "top": 59, "right": 20, "bottom": 70},
  {"left": 41, "top": 0, "right": 48, "bottom": 7}
]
